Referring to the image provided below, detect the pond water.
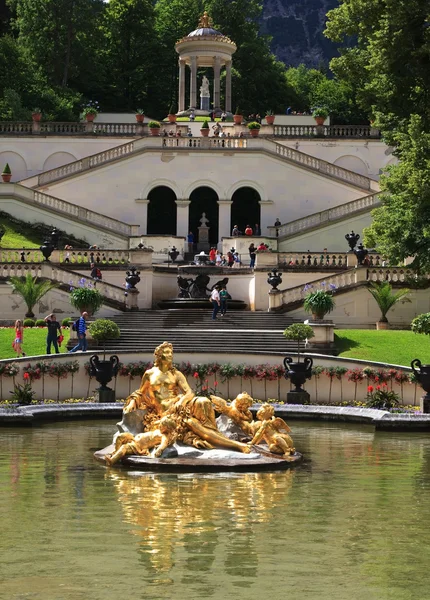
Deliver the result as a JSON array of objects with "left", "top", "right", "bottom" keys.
[{"left": 1, "top": 420, "right": 430, "bottom": 600}]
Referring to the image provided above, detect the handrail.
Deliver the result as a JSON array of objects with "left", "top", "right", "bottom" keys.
[
  {"left": 270, "top": 193, "right": 380, "bottom": 239},
  {"left": 273, "top": 124, "right": 380, "bottom": 139}
]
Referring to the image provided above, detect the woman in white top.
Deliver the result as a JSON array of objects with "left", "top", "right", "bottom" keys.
[
  {"left": 215, "top": 251, "right": 222, "bottom": 266},
  {"left": 210, "top": 286, "right": 220, "bottom": 320}
]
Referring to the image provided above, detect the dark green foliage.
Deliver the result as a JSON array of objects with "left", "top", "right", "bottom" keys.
[
  {"left": 35, "top": 319, "right": 46, "bottom": 327},
  {"left": 23, "top": 318, "right": 35, "bottom": 327},
  {"left": 10, "top": 381, "right": 36, "bottom": 405}
]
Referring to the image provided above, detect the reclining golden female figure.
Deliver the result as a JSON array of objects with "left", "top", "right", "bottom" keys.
[{"left": 123, "top": 342, "right": 250, "bottom": 454}]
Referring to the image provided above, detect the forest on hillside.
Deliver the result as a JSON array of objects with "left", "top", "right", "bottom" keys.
[{"left": 0, "top": 0, "right": 366, "bottom": 122}]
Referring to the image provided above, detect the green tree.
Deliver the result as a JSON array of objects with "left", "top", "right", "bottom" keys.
[
  {"left": 8, "top": 274, "right": 59, "bottom": 318},
  {"left": 364, "top": 115, "right": 430, "bottom": 271},
  {"left": 366, "top": 282, "right": 410, "bottom": 325}
]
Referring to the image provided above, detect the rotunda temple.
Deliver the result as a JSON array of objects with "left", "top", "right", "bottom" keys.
[{"left": 175, "top": 11, "right": 237, "bottom": 115}]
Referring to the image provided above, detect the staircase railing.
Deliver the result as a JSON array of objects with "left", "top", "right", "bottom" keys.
[
  {"left": 273, "top": 124, "right": 379, "bottom": 139},
  {"left": 269, "top": 193, "right": 380, "bottom": 239}
]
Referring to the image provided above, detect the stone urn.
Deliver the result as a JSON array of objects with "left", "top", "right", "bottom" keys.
[
  {"left": 90, "top": 354, "right": 119, "bottom": 403},
  {"left": 411, "top": 358, "right": 430, "bottom": 413},
  {"left": 267, "top": 270, "right": 283, "bottom": 290},
  {"left": 345, "top": 230, "right": 360, "bottom": 252},
  {"left": 355, "top": 243, "right": 369, "bottom": 266},
  {"left": 169, "top": 246, "right": 180, "bottom": 262},
  {"left": 283, "top": 356, "right": 313, "bottom": 404},
  {"left": 125, "top": 266, "right": 141, "bottom": 289},
  {"left": 40, "top": 239, "right": 54, "bottom": 261}
]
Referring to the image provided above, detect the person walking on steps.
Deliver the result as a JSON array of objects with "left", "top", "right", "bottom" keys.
[
  {"left": 210, "top": 286, "right": 221, "bottom": 320},
  {"left": 219, "top": 286, "right": 230, "bottom": 316},
  {"left": 69, "top": 312, "right": 89, "bottom": 352},
  {"left": 13, "top": 319, "right": 26, "bottom": 357},
  {"left": 44, "top": 313, "right": 61, "bottom": 354}
]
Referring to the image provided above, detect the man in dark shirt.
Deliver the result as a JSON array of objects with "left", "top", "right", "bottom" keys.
[{"left": 44, "top": 313, "right": 62, "bottom": 354}]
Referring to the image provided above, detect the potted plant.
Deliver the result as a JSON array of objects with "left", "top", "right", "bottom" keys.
[
  {"left": 200, "top": 119, "right": 210, "bottom": 137},
  {"left": 312, "top": 108, "right": 329, "bottom": 125},
  {"left": 88, "top": 319, "right": 120, "bottom": 403},
  {"left": 1, "top": 163, "right": 11, "bottom": 183},
  {"left": 167, "top": 103, "right": 177, "bottom": 123},
  {"left": 135, "top": 108, "right": 144, "bottom": 123},
  {"left": 70, "top": 286, "right": 104, "bottom": 316},
  {"left": 283, "top": 323, "right": 315, "bottom": 403},
  {"left": 233, "top": 107, "right": 243, "bottom": 125},
  {"left": 265, "top": 110, "right": 275, "bottom": 125},
  {"left": 411, "top": 314, "right": 430, "bottom": 412},
  {"left": 32, "top": 108, "right": 42, "bottom": 122},
  {"left": 149, "top": 120, "right": 161, "bottom": 136},
  {"left": 9, "top": 273, "right": 59, "bottom": 318},
  {"left": 367, "top": 281, "right": 410, "bottom": 330},
  {"left": 303, "top": 288, "right": 335, "bottom": 320},
  {"left": 247, "top": 121, "right": 261, "bottom": 137},
  {"left": 82, "top": 103, "right": 99, "bottom": 122}
]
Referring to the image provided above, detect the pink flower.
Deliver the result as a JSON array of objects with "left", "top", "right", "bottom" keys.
[
  {"left": 23, "top": 372, "right": 30, "bottom": 380},
  {"left": 367, "top": 385, "right": 373, "bottom": 392},
  {"left": 214, "top": 381, "right": 218, "bottom": 386},
  {"left": 193, "top": 372, "right": 199, "bottom": 379}
]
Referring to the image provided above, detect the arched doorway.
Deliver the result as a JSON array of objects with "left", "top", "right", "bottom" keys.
[
  {"left": 189, "top": 187, "right": 219, "bottom": 245},
  {"left": 231, "top": 187, "right": 261, "bottom": 234},
  {"left": 147, "top": 186, "right": 177, "bottom": 235}
]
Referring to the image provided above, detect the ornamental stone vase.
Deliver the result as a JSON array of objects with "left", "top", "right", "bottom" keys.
[
  {"left": 267, "top": 270, "right": 283, "bottom": 290},
  {"left": 90, "top": 354, "right": 119, "bottom": 403},
  {"left": 411, "top": 358, "right": 430, "bottom": 413},
  {"left": 265, "top": 115, "right": 275, "bottom": 125},
  {"left": 200, "top": 128, "right": 210, "bottom": 137},
  {"left": 283, "top": 356, "right": 313, "bottom": 404},
  {"left": 135, "top": 114, "right": 144, "bottom": 123},
  {"left": 40, "top": 239, "right": 54, "bottom": 261},
  {"left": 85, "top": 113, "right": 96, "bottom": 122}
]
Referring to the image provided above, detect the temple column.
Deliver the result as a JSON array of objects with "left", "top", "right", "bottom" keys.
[
  {"left": 135, "top": 198, "right": 149, "bottom": 234},
  {"left": 217, "top": 200, "right": 233, "bottom": 242},
  {"left": 225, "top": 60, "right": 232, "bottom": 112},
  {"left": 178, "top": 59, "right": 186, "bottom": 112},
  {"left": 213, "top": 56, "right": 221, "bottom": 111},
  {"left": 259, "top": 199, "right": 274, "bottom": 238},
  {"left": 176, "top": 200, "right": 191, "bottom": 238},
  {"left": 190, "top": 56, "right": 197, "bottom": 109}
]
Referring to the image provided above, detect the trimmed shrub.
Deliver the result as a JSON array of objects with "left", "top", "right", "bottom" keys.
[{"left": 23, "top": 318, "right": 35, "bottom": 327}]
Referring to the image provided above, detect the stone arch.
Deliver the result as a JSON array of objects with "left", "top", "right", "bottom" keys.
[
  {"left": 141, "top": 179, "right": 181, "bottom": 201},
  {"left": 43, "top": 152, "right": 78, "bottom": 172},
  {"left": 0, "top": 151, "right": 27, "bottom": 182},
  {"left": 189, "top": 186, "right": 219, "bottom": 245},
  {"left": 184, "top": 179, "right": 223, "bottom": 201},
  {"left": 226, "top": 180, "right": 267, "bottom": 202},
  {"left": 147, "top": 186, "right": 177, "bottom": 235},
  {"left": 231, "top": 187, "right": 261, "bottom": 235},
  {"left": 333, "top": 155, "right": 369, "bottom": 176}
]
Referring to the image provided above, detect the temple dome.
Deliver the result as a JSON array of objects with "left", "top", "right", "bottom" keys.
[{"left": 187, "top": 27, "right": 224, "bottom": 37}]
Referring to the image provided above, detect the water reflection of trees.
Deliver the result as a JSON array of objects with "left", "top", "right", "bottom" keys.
[{"left": 106, "top": 470, "right": 294, "bottom": 584}]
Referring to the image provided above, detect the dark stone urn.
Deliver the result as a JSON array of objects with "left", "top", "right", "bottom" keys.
[
  {"left": 283, "top": 356, "right": 313, "bottom": 404},
  {"left": 267, "top": 270, "right": 283, "bottom": 290},
  {"left": 169, "top": 246, "right": 179, "bottom": 262},
  {"left": 345, "top": 230, "right": 360, "bottom": 252},
  {"left": 40, "top": 239, "right": 54, "bottom": 261},
  {"left": 90, "top": 354, "right": 119, "bottom": 403},
  {"left": 125, "top": 266, "right": 141, "bottom": 289},
  {"left": 411, "top": 359, "right": 430, "bottom": 413},
  {"left": 355, "top": 243, "right": 369, "bottom": 266}
]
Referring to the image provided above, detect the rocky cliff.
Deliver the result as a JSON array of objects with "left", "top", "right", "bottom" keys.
[{"left": 261, "top": 0, "right": 339, "bottom": 68}]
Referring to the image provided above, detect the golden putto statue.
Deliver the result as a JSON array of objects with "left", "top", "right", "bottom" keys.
[
  {"left": 198, "top": 11, "right": 213, "bottom": 28},
  {"left": 102, "top": 342, "right": 298, "bottom": 467}
]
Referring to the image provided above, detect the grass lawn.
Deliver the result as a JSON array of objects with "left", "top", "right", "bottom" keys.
[
  {"left": 0, "top": 328, "right": 70, "bottom": 359},
  {"left": 0, "top": 215, "right": 40, "bottom": 248},
  {"left": 335, "top": 329, "right": 429, "bottom": 367}
]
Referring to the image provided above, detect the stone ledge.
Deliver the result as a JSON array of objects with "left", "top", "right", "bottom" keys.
[{"left": 1, "top": 402, "right": 429, "bottom": 431}]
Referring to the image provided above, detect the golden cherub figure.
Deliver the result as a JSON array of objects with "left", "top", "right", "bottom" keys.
[
  {"left": 105, "top": 416, "right": 177, "bottom": 465},
  {"left": 210, "top": 392, "right": 255, "bottom": 436},
  {"left": 198, "top": 11, "right": 213, "bottom": 28},
  {"left": 248, "top": 404, "right": 295, "bottom": 457}
]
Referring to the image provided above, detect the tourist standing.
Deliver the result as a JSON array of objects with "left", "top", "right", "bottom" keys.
[
  {"left": 13, "top": 319, "right": 25, "bottom": 357},
  {"left": 90, "top": 263, "right": 102, "bottom": 281},
  {"left": 44, "top": 313, "right": 61, "bottom": 354},
  {"left": 210, "top": 286, "right": 220, "bottom": 320},
  {"left": 187, "top": 231, "right": 194, "bottom": 253},
  {"left": 219, "top": 286, "right": 230, "bottom": 316},
  {"left": 274, "top": 218, "right": 281, "bottom": 237},
  {"left": 215, "top": 250, "right": 222, "bottom": 266},
  {"left": 245, "top": 224, "right": 253, "bottom": 236},
  {"left": 69, "top": 312, "right": 89, "bottom": 353},
  {"left": 232, "top": 225, "right": 240, "bottom": 237},
  {"left": 249, "top": 243, "right": 256, "bottom": 268},
  {"left": 254, "top": 223, "right": 261, "bottom": 236},
  {"left": 209, "top": 247, "right": 216, "bottom": 263},
  {"left": 227, "top": 249, "right": 235, "bottom": 268}
]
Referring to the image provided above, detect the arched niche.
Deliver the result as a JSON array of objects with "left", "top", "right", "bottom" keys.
[
  {"left": 231, "top": 187, "right": 261, "bottom": 235},
  {"left": 189, "top": 186, "right": 219, "bottom": 244},
  {"left": 0, "top": 151, "right": 27, "bottom": 182},
  {"left": 147, "top": 186, "right": 177, "bottom": 235},
  {"left": 43, "top": 152, "right": 78, "bottom": 172},
  {"left": 333, "top": 155, "right": 368, "bottom": 176}
]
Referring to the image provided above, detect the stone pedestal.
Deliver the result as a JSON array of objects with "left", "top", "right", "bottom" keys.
[
  {"left": 126, "top": 288, "right": 139, "bottom": 311},
  {"left": 200, "top": 96, "right": 210, "bottom": 111},
  {"left": 95, "top": 388, "right": 116, "bottom": 403},
  {"left": 420, "top": 394, "right": 430, "bottom": 414},
  {"left": 287, "top": 390, "right": 310, "bottom": 405},
  {"left": 197, "top": 226, "right": 210, "bottom": 252}
]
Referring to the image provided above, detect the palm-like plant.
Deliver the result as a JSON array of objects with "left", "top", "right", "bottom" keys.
[
  {"left": 367, "top": 282, "right": 410, "bottom": 325},
  {"left": 9, "top": 273, "right": 59, "bottom": 318}
]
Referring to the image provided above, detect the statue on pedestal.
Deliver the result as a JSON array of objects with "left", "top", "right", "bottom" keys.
[{"left": 200, "top": 76, "right": 210, "bottom": 111}]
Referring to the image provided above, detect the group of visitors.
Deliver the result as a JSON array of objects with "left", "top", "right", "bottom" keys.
[
  {"left": 210, "top": 284, "right": 230, "bottom": 320},
  {"left": 231, "top": 224, "right": 261, "bottom": 237},
  {"left": 205, "top": 247, "right": 242, "bottom": 267}
]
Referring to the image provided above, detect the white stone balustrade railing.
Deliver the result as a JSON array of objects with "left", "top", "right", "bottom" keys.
[
  {"left": 0, "top": 249, "right": 44, "bottom": 263},
  {"left": 40, "top": 122, "right": 87, "bottom": 134},
  {"left": 0, "top": 121, "right": 33, "bottom": 134},
  {"left": 44, "top": 265, "right": 126, "bottom": 305},
  {"left": 280, "top": 270, "right": 360, "bottom": 306},
  {"left": 273, "top": 124, "right": 379, "bottom": 138},
  {"left": 269, "top": 193, "right": 380, "bottom": 239},
  {"left": 93, "top": 123, "right": 138, "bottom": 136},
  {"left": 279, "top": 252, "right": 350, "bottom": 269},
  {"left": 367, "top": 268, "right": 417, "bottom": 283},
  {"left": 0, "top": 248, "right": 152, "bottom": 266}
]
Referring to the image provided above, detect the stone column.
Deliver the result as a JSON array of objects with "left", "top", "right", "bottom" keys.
[
  {"left": 259, "top": 199, "right": 274, "bottom": 238},
  {"left": 190, "top": 56, "right": 197, "bottom": 109},
  {"left": 178, "top": 59, "right": 186, "bottom": 112},
  {"left": 135, "top": 198, "right": 149, "bottom": 234},
  {"left": 225, "top": 60, "right": 232, "bottom": 112},
  {"left": 213, "top": 56, "right": 221, "bottom": 111},
  {"left": 176, "top": 200, "right": 191, "bottom": 238},
  {"left": 217, "top": 200, "right": 233, "bottom": 242}
]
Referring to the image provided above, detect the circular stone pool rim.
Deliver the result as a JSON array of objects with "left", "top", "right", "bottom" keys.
[{"left": 0, "top": 403, "right": 429, "bottom": 431}]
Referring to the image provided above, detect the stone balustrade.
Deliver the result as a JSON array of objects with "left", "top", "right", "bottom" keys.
[
  {"left": 46, "top": 265, "right": 126, "bottom": 305},
  {"left": 0, "top": 248, "right": 153, "bottom": 267},
  {"left": 269, "top": 193, "right": 380, "bottom": 239},
  {"left": 279, "top": 252, "right": 350, "bottom": 269},
  {"left": 273, "top": 124, "right": 380, "bottom": 139},
  {"left": 367, "top": 268, "right": 417, "bottom": 283},
  {"left": 278, "top": 270, "right": 362, "bottom": 307}
]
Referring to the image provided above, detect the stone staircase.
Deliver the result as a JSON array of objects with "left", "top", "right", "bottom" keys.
[{"left": 96, "top": 310, "right": 307, "bottom": 355}]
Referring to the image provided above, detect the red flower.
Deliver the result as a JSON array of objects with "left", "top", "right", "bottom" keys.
[
  {"left": 214, "top": 381, "right": 218, "bottom": 386},
  {"left": 376, "top": 385, "right": 381, "bottom": 390},
  {"left": 367, "top": 385, "right": 374, "bottom": 392},
  {"left": 382, "top": 382, "right": 388, "bottom": 387},
  {"left": 193, "top": 372, "right": 199, "bottom": 379},
  {"left": 23, "top": 372, "right": 30, "bottom": 380}
]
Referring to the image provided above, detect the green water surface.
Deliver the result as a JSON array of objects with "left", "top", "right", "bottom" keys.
[{"left": 1, "top": 420, "right": 429, "bottom": 600}]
